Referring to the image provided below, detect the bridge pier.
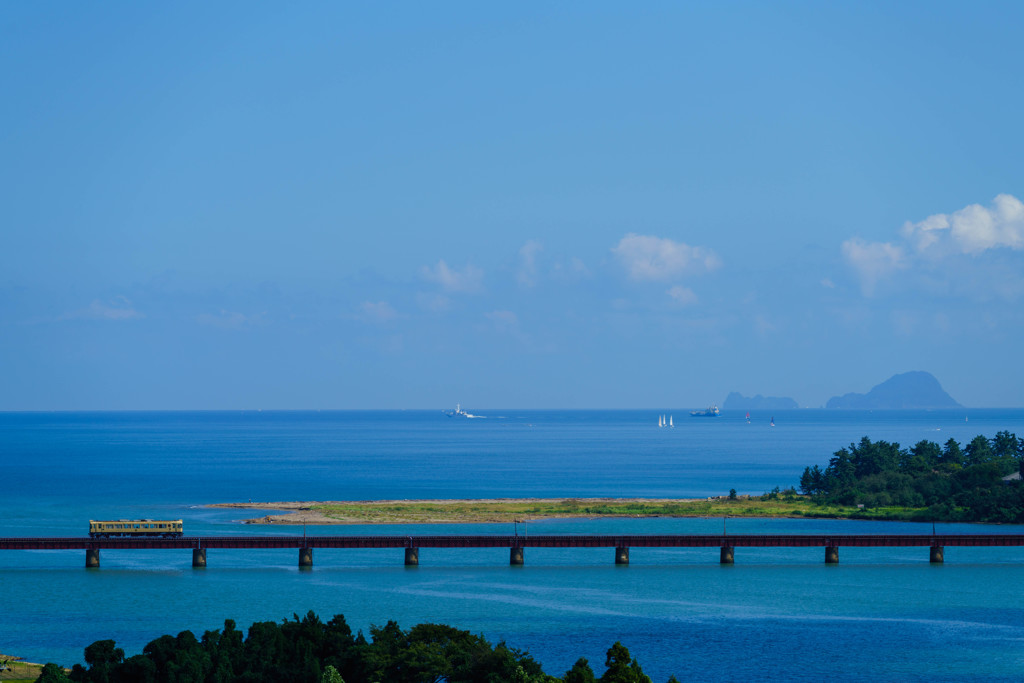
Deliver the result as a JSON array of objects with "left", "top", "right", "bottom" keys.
[
  {"left": 720, "top": 546, "right": 734, "bottom": 564},
  {"left": 825, "top": 546, "right": 839, "bottom": 564},
  {"left": 930, "top": 546, "right": 944, "bottom": 564},
  {"left": 404, "top": 547, "right": 419, "bottom": 566},
  {"left": 86, "top": 548, "right": 100, "bottom": 568},
  {"left": 615, "top": 547, "right": 629, "bottom": 565},
  {"left": 299, "top": 547, "right": 313, "bottom": 567},
  {"left": 192, "top": 548, "right": 207, "bottom": 568},
  {"left": 510, "top": 547, "right": 524, "bottom": 565}
]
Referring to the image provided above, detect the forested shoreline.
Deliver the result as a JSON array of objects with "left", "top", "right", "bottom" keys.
[
  {"left": 33, "top": 612, "right": 662, "bottom": 683},
  {"left": 799, "top": 431, "right": 1024, "bottom": 522}
]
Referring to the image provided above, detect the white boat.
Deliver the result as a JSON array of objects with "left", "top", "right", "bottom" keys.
[
  {"left": 446, "top": 404, "right": 484, "bottom": 418},
  {"left": 669, "top": 415, "right": 674, "bottom": 428}
]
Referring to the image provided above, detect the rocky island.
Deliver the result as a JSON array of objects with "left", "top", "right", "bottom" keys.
[{"left": 825, "top": 371, "right": 961, "bottom": 409}]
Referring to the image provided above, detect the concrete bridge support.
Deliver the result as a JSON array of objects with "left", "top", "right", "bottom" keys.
[
  {"left": 825, "top": 546, "right": 839, "bottom": 564},
  {"left": 404, "top": 547, "right": 419, "bottom": 566},
  {"left": 930, "top": 546, "right": 944, "bottom": 563},
  {"left": 510, "top": 547, "right": 524, "bottom": 565},
  {"left": 615, "top": 547, "right": 630, "bottom": 565},
  {"left": 192, "top": 548, "right": 207, "bottom": 568},
  {"left": 720, "top": 546, "right": 734, "bottom": 564},
  {"left": 86, "top": 548, "right": 100, "bottom": 568},
  {"left": 299, "top": 547, "right": 313, "bottom": 567}
]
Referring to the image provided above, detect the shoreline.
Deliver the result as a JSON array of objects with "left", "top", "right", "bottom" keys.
[
  {"left": 208, "top": 496, "right": 837, "bottom": 525},
  {"left": 0, "top": 654, "right": 46, "bottom": 680}
]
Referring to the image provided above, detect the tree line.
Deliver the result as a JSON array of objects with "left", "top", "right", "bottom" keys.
[
  {"left": 798, "top": 431, "right": 1024, "bottom": 522},
  {"left": 36, "top": 611, "right": 667, "bottom": 683}
]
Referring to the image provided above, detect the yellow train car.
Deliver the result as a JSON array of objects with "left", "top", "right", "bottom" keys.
[{"left": 88, "top": 520, "right": 184, "bottom": 538}]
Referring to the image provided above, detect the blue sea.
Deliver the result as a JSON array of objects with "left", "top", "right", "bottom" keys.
[{"left": 2, "top": 409, "right": 1024, "bottom": 681}]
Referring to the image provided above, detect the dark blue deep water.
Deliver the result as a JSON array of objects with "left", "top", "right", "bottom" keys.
[{"left": 2, "top": 409, "right": 1024, "bottom": 680}]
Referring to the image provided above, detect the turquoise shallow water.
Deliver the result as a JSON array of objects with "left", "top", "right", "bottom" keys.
[{"left": 2, "top": 409, "right": 1024, "bottom": 680}]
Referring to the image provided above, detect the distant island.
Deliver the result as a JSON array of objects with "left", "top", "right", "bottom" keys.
[
  {"left": 825, "top": 371, "right": 961, "bottom": 409},
  {"left": 722, "top": 392, "right": 798, "bottom": 411}
]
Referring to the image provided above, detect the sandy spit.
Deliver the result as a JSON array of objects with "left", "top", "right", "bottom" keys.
[{"left": 208, "top": 498, "right": 706, "bottom": 525}]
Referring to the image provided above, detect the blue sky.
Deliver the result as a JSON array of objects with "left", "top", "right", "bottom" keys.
[{"left": 2, "top": 2, "right": 1023, "bottom": 410}]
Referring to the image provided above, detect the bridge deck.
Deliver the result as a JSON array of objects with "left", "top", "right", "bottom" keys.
[{"left": 3, "top": 534, "right": 1024, "bottom": 550}]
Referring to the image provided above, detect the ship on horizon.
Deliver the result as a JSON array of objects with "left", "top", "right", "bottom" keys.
[
  {"left": 690, "top": 405, "right": 720, "bottom": 417},
  {"left": 446, "top": 403, "right": 484, "bottom": 418}
]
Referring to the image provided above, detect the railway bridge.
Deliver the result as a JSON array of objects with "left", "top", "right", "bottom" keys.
[{"left": 3, "top": 534, "right": 1024, "bottom": 567}]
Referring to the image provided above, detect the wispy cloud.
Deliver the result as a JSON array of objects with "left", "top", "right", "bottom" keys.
[
  {"left": 62, "top": 297, "right": 144, "bottom": 321},
  {"left": 420, "top": 260, "right": 483, "bottom": 293},
  {"left": 666, "top": 285, "right": 698, "bottom": 306},
  {"left": 359, "top": 301, "right": 398, "bottom": 323},
  {"left": 754, "top": 314, "right": 778, "bottom": 336},
  {"left": 483, "top": 309, "right": 533, "bottom": 346},
  {"left": 196, "top": 309, "right": 265, "bottom": 329},
  {"left": 612, "top": 233, "right": 721, "bottom": 282},
  {"left": 841, "top": 238, "right": 906, "bottom": 296},
  {"left": 415, "top": 292, "right": 451, "bottom": 313},
  {"left": 517, "top": 240, "right": 543, "bottom": 288},
  {"left": 485, "top": 309, "right": 519, "bottom": 333}
]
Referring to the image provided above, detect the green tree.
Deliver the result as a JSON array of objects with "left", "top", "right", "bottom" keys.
[
  {"left": 599, "top": 642, "right": 651, "bottom": 683},
  {"left": 965, "top": 435, "right": 994, "bottom": 466},
  {"left": 320, "top": 664, "right": 344, "bottom": 683},
  {"left": 992, "top": 431, "right": 1019, "bottom": 458},
  {"left": 36, "top": 662, "right": 72, "bottom": 683},
  {"left": 110, "top": 655, "right": 155, "bottom": 683},
  {"left": 563, "top": 657, "right": 596, "bottom": 683},
  {"left": 903, "top": 440, "right": 941, "bottom": 473},
  {"left": 82, "top": 640, "right": 124, "bottom": 683},
  {"left": 322, "top": 615, "right": 358, "bottom": 683},
  {"left": 942, "top": 438, "right": 964, "bottom": 467},
  {"left": 240, "top": 620, "right": 288, "bottom": 681},
  {"left": 799, "top": 465, "right": 824, "bottom": 495}
]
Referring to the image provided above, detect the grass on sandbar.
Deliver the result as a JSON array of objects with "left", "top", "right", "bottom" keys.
[{"left": 307, "top": 496, "right": 934, "bottom": 524}]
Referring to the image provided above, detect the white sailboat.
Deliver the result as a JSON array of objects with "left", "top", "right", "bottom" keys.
[
  {"left": 658, "top": 415, "right": 663, "bottom": 428},
  {"left": 669, "top": 415, "right": 674, "bottom": 428}
]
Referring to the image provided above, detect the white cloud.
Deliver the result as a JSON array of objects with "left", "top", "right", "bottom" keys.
[
  {"left": 901, "top": 212, "right": 950, "bottom": 252},
  {"left": 612, "top": 233, "right": 721, "bottom": 282},
  {"left": 902, "top": 194, "right": 1024, "bottom": 255},
  {"left": 844, "top": 194, "right": 1024, "bottom": 299},
  {"left": 360, "top": 301, "right": 397, "bottom": 323},
  {"left": 841, "top": 238, "right": 906, "bottom": 296},
  {"left": 420, "top": 260, "right": 483, "bottom": 293},
  {"left": 820, "top": 278, "right": 836, "bottom": 289},
  {"left": 62, "top": 297, "right": 143, "bottom": 321},
  {"left": 416, "top": 292, "right": 450, "bottom": 312},
  {"left": 485, "top": 309, "right": 519, "bottom": 331},
  {"left": 754, "top": 314, "right": 777, "bottom": 336},
  {"left": 517, "top": 240, "right": 543, "bottom": 288},
  {"left": 890, "top": 310, "right": 918, "bottom": 337},
  {"left": 666, "top": 285, "right": 698, "bottom": 306},
  {"left": 196, "top": 310, "right": 264, "bottom": 329},
  {"left": 550, "top": 256, "right": 591, "bottom": 281}
]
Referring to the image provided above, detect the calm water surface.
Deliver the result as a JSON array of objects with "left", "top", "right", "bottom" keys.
[{"left": 2, "top": 409, "right": 1024, "bottom": 680}]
